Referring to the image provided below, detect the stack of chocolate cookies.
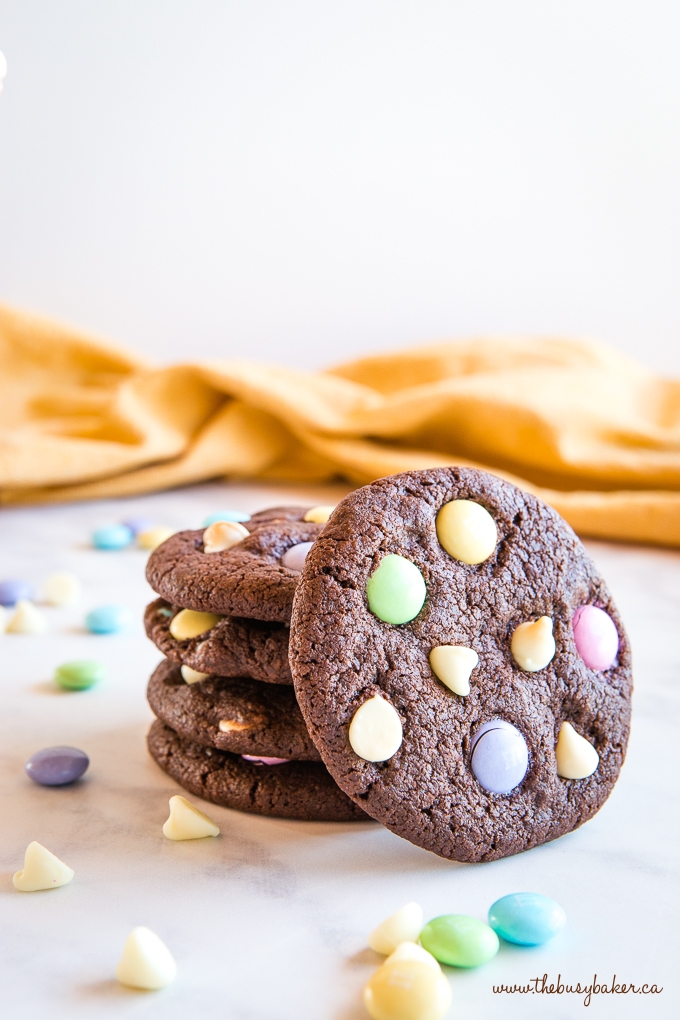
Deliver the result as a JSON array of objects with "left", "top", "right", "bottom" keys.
[
  {"left": 144, "top": 469, "right": 633, "bottom": 863},
  {"left": 144, "top": 505, "right": 367, "bottom": 822}
]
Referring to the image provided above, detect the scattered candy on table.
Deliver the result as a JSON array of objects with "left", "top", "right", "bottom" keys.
[
  {"left": 42, "top": 571, "right": 81, "bottom": 606},
  {"left": 54, "top": 659, "right": 105, "bottom": 691},
  {"left": 7, "top": 600, "right": 47, "bottom": 634},
  {"left": 572, "top": 604, "right": 619, "bottom": 670},
  {"left": 137, "top": 525, "right": 175, "bottom": 550},
  {"left": 92, "top": 523, "right": 134, "bottom": 550},
  {"left": 368, "top": 902, "right": 424, "bottom": 955},
  {"left": 363, "top": 944, "right": 451, "bottom": 1020},
  {"left": 419, "top": 914, "right": 499, "bottom": 968},
  {"left": 0, "top": 578, "right": 34, "bottom": 606},
  {"left": 25, "top": 746, "right": 89, "bottom": 786},
  {"left": 122, "top": 515, "right": 155, "bottom": 536},
  {"left": 488, "top": 893, "right": 566, "bottom": 946},
  {"left": 13, "top": 841, "right": 74, "bottom": 892},
  {"left": 85, "top": 604, "right": 131, "bottom": 634},
  {"left": 203, "top": 509, "right": 251, "bottom": 526},
  {"left": 115, "top": 927, "right": 177, "bottom": 990},
  {"left": 162, "top": 795, "right": 220, "bottom": 840}
]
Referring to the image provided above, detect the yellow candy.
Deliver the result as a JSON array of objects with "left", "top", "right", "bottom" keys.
[
  {"left": 556, "top": 721, "right": 599, "bottom": 779},
  {"left": 169, "top": 609, "right": 223, "bottom": 641},
  {"left": 137, "top": 526, "right": 174, "bottom": 550},
  {"left": 429, "top": 645, "right": 478, "bottom": 696},
  {"left": 203, "top": 520, "right": 249, "bottom": 553},
  {"left": 303, "top": 505, "right": 335, "bottom": 523},
  {"left": 348, "top": 695, "right": 403, "bottom": 762},
  {"left": 511, "top": 617, "right": 556, "bottom": 672},
  {"left": 363, "top": 959, "right": 452, "bottom": 1020},
  {"left": 384, "top": 942, "right": 440, "bottom": 972},
  {"left": 162, "top": 795, "right": 220, "bottom": 840},
  {"left": 368, "top": 903, "right": 424, "bottom": 955},
  {"left": 436, "top": 499, "right": 497, "bottom": 564}
]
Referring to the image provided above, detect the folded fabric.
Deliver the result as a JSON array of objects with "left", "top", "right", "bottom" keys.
[{"left": 2, "top": 302, "right": 679, "bottom": 547}]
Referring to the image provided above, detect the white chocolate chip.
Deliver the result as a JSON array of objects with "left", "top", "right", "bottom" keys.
[
  {"left": 7, "top": 600, "right": 47, "bottom": 634},
  {"left": 13, "top": 841, "right": 74, "bottom": 891},
  {"left": 428, "top": 645, "right": 478, "bottom": 696},
  {"left": 368, "top": 902, "right": 425, "bottom": 955},
  {"left": 303, "top": 505, "right": 335, "bottom": 523},
  {"left": 555, "top": 721, "right": 599, "bottom": 779},
  {"left": 43, "top": 572, "right": 81, "bottom": 606},
  {"left": 385, "top": 942, "right": 441, "bottom": 973},
  {"left": 363, "top": 959, "right": 451, "bottom": 1020},
  {"left": 162, "top": 795, "right": 220, "bottom": 840},
  {"left": 137, "top": 526, "right": 174, "bottom": 550},
  {"left": 218, "top": 718, "right": 253, "bottom": 732},
  {"left": 169, "top": 609, "right": 223, "bottom": 641},
  {"left": 180, "top": 664, "right": 211, "bottom": 684},
  {"left": 348, "top": 695, "right": 403, "bottom": 762},
  {"left": 511, "top": 616, "right": 556, "bottom": 672},
  {"left": 202, "top": 520, "right": 249, "bottom": 553},
  {"left": 115, "top": 927, "right": 177, "bottom": 990},
  {"left": 436, "top": 499, "right": 498, "bottom": 564}
]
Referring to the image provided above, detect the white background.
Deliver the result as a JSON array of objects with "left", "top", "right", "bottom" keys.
[{"left": 1, "top": 1, "right": 679, "bottom": 372}]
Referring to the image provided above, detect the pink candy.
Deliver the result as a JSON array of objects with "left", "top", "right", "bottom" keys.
[
  {"left": 241, "top": 755, "right": 290, "bottom": 766},
  {"left": 572, "top": 605, "right": 619, "bottom": 670}
]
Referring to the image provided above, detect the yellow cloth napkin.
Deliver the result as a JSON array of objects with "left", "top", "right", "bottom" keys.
[{"left": 2, "top": 302, "right": 680, "bottom": 547}]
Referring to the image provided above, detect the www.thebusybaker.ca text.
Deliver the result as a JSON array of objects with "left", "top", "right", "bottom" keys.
[{"left": 492, "top": 973, "right": 663, "bottom": 1007}]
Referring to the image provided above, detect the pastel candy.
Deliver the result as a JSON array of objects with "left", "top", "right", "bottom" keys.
[
  {"left": 436, "top": 499, "right": 497, "bottom": 564},
  {"left": 366, "top": 554, "right": 426, "bottom": 625},
  {"left": 203, "top": 510, "right": 251, "bottom": 526},
  {"left": 488, "top": 892, "right": 566, "bottom": 946},
  {"left": 13, "top": 841, "right": 74, "bottom": 891},
  {"left": 281, "top": 541, "right": 314, "bottom": 572},
  {"left": 55, "top": 659, "right": 105, "bottom": 690},
  {"left": 363, "top": 959, "right": 451, "bottom": 1020},
  {"left": 0, "top": 578, "right": 34, "bottom": 606},
  {"left": 162, "top": 795, "right": 220, "bottom": 840},
  {"left": 203, "top": 520, "right": 249, "bottom": 553},
  {"left": 471, "top": 720, "right": 529, "bottom": 793},
  {"left": 303, "top": 505, "right": 335, "bottom": 523},
  {"left": 348, "top": 695, "right": 403, "bottom": 762},
  {"left": 429, "top": 645, "right": 478, "bottom": 696},
  {"left": 419, "top": 914, "right": 500, "bottom": 968},
  {"left": 384, "top": 942, "right": 440, "bottom": 972},
  {"left": 92, "top": 523, "right": 133, "bottom": 550},
  {"left": 241, "top": 755, "right": 290, "bottom": 765},
  {"left": 555, "top": 721, "right": 599, "bottom": 779},
  {"left": 85, "top": 604, "right": 130, "bottom": 634},
  {"left": 25, "top": 746, "right": 89, "bottom": 786},
  {"left": 368, "top": 902, "right": 425, "bottom": 955},
  {"left": 115, "top": 927, "right": 176, "bottom": 990},
  {"left": 137, "top": 526, "right": 175, "bottom": 550},
  {"left": 572, "top": 605, "right": 619, "bottom": 670},
  {"left": 7, "top": 600, "right": 47, "bottom": 634},
  {"left": 511, "top": 616, "right": 555, "bottom": 672},
  {"left": 169, "top": 608, "right": 222, "bottom": 640},
  {"left": 43, "top": 572, "right": 81, "bottom": 606},
  {"left": 122, "top": 516, "right": 155, "bottom": 536}
]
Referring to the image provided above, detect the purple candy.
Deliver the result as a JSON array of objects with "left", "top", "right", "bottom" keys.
[
  {"left": 471, "top": 720, "right": 529, "bottom": 794},
  {"left": 0, "top": 578, "right": 34, "bottom": 607},
  {"left": 572, "top": 605, "right": 619, "bottom": 670},
  {"left": 280, "top": 541, "right": 314, "bottom": 572},
  {"left": 122, "top": 516, "right": 155, "bottom": 536},
  {"left": 241, "top": 755, "right": 290, "bottom": 766},
  {"left": 25, "top": 746, "right": 89, "bottom": 786}
]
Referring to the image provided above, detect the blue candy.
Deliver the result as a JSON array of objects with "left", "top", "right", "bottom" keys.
[
  {"left": 203, "top": 510, "right": 251, "bottom": 527},
  {"left": 92, "top": 524, "right": 134, "bottom": 550},
  {"left": 488, "top": 893, "right": 566, "bottom": 946},
  {"left": 85, "top": 604, "right": 131, "bottom": 634},
  {"left": 122, "top": 516, "right": 155, "bottom": 536},
  {"left": 0, "top": 578, "right": 34, "bottom": 606},
  {"left": 25, "top": 746, "right": 89, "bottom": 786}
]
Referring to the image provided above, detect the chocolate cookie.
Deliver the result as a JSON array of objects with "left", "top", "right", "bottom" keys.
[
  {"left": 290, "top": 467, "right": 632, "bottom": 863},
  {"left": 146, "top": 519, "right": 323, "bottom": 622},
  {"left": 147, "top": 719, "right": 368, "bottom": 821},
  {"left": 147, "top": 658, "right": 319, "bottom": 759},
  {"left": 145, "top": 599, "right": 292, "bottom": 684}
]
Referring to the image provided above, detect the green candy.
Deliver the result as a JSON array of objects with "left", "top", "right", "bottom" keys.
[
  {"left": 54, "top": 659, "right": 106, "bottom": 691},
  {"left": 420, "top": 914, "right": 500, "bottom": 968},
  {"left": 366, "top": 554, "right": 426, "bottom": 624}
]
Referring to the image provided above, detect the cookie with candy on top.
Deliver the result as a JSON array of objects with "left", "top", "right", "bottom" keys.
[{"left": 289, "top": 468, "right": 632, "bottom": 862}]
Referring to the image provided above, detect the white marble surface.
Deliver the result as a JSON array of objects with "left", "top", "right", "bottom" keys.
[{"left": 1, "top": 481, "right": 678, "bottom": 1019}]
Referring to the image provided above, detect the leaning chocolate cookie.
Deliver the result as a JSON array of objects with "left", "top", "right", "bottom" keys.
[
  {"left": 290, "top": 468, "right": 632, "bottom": 863},
  {"left": 147, "top": 658, "right": 319, "bottom": 759},
  {"left": 146, "top": 515, "right": 325, "bottom": 622},
  {"left": 144, "top": 599, "right": 292, "bottom": 683},
  {"left": 147, "top": 719, "right": 368, "bottom": 821}
]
